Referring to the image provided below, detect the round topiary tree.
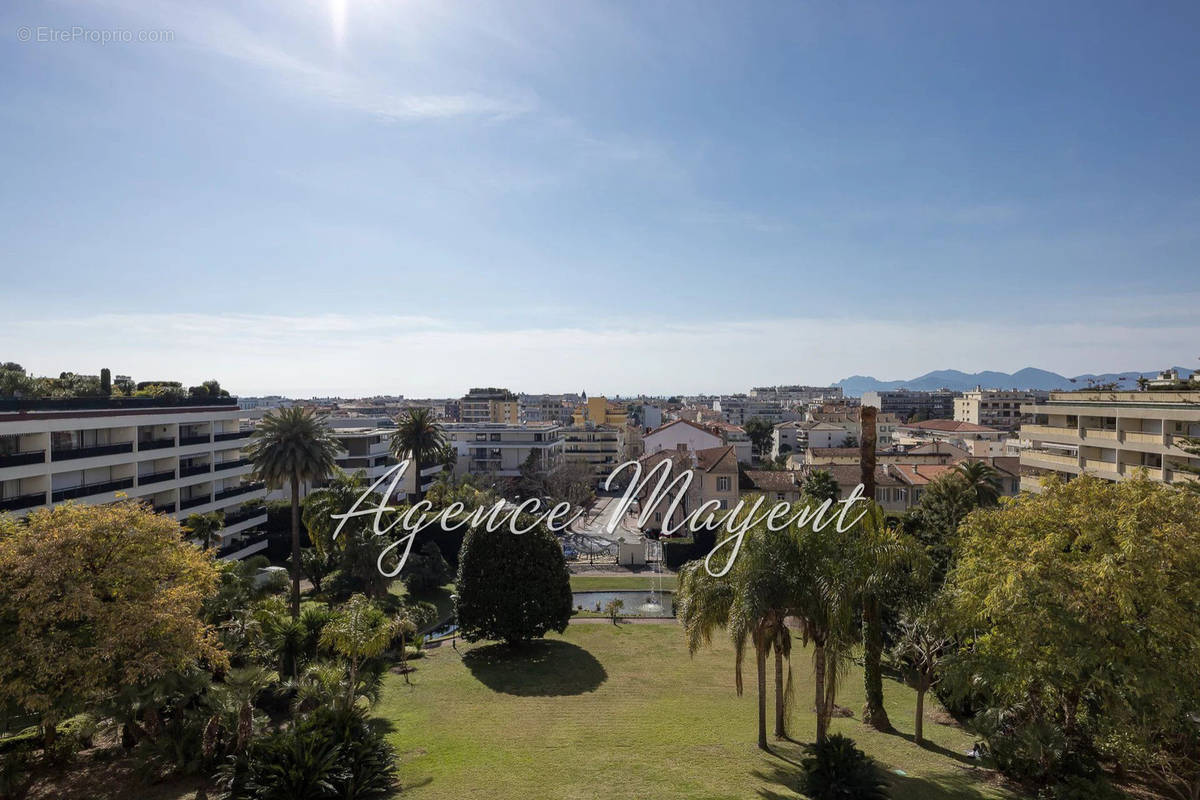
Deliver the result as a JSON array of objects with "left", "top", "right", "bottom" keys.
[{"left": 455, "top": 519, "right": 572, "bottom": 646}]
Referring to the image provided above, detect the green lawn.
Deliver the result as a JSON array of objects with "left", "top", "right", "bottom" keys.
[
  {"left": 569, "top": 574, "right": 678, "bottom": 591},
  {"left": 378, "top": 623, "right": 1022, "bottom": 800}
]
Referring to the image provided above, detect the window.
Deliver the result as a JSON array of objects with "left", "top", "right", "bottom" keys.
[
  {"left": 676, "top": 443, "right": 687, "bottom": 451},
  {"left": 716, "top": 476, "right": 731, "bottom": 491},
  {"left": 475, "top": 433, "right": 486, "bottom": 441},
  {"left": 490, "top": 433, "right": 501, "bottom": 442}
]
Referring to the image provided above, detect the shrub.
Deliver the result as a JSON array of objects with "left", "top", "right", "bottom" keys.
[
  {"left": 799, "top": 734, "right": 890, "bottom": 800},
  {"left": 0, "top": 751, "right": 31, "bottom": 800}
]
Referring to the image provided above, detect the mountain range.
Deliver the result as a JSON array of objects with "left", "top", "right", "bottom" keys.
[{"left": 835, "top": 367, "right": 1195, "bottom": 397}]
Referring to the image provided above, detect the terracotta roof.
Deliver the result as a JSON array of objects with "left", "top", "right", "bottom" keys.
[
  {"left": 886, "top": 463, "right": 955, "bottom": 486},
  {"left": 814, "top": 464, "right": 905, "bottom": 488},
  {"left": 695, "top": 445, "right": 737, "bottom": 472},
  {"left": 906, "top": 442, "right": 969, "bottom": 457},
  {"left": 900, "top": 419, "right": 1000, "bottom": 433},
  {"left": 741, "top": 470, "right": 800, "bottom": 493},
  {"left": 807, "top": 447, "right": 862, "bottom": 457},
  {"left": 646, "top": 418, "right": 721, "bottom": 439}
]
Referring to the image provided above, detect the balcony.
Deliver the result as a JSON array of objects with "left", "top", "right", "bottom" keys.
[
  {"left": 213, "top": 458, "right": 250, "bottom": 472},
  {"left": 180, "top": 495, "right": 212, "bottom": 510},
  {"left": 213, "top": 430, "right": 251, "bottom": 443},
  {"left": 225, "top": 505, "right": 267, "bottom": 526},
  {"left": 179, "top": 435, "right": 211, "bottom": 446},
  {"left": 1021, "top": 424, "right": 1079, "bottom": 440},
  {"left": 1083, "top": 459, "right": 1120, "bottom": 476},
  {"left": 0, "top": 492, "right": 45, "bottom": 513},
  {"left": 214, "top": 482, "right": 265, "bottom": 501},
  {"left": 1023, "top": 450, "right": 1079, "bottom": 467},
  {"left": 153, "top": 502, "right": 176, "bottom": 514},
  {"left": 1122, "top": 431, "right": 1164, "bottom": 446},
  {"left": 0, "top": 450, "right": 46, "bottom": 468},
  {"left": 51, "top": 442, "right": 133, "bottom": 461},
  {"left": 180, "top": 464, "right": 212, "bottom": 478},
  {"left": 138, "top": 470, "right": 177, "bottom": 485},
  {"left": 138, "top": 438, "right": 176, "bottom": 451},
  {"left": 1081, "top": 428, "right": 1118, "bottom": 441},
  {"left": 218, "top": 532, "right": 270, "bottom": 560},
  {"left": 52, "top": 477, "right": 135, "bottom": 502}
]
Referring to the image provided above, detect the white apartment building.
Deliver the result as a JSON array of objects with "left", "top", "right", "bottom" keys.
[
  {"left": 643, "top": 419, "right": 723, "bottom": 456},
  {"left": 518, "top": 394, "right": 573, "bottom": 424},
  {"left": 1019, "top": 389, "right": 1200, "bottom": 492},
  {"left": 562, "top": 423, "right": 626, "bottom": 480},
  {"left": 712, "top": 396, "right": 802, "bottom": 426},
  {"left": 0, "top": 397, "right": 268, "bottom": 559},
  {"left": 954, "top": 387, "right": 1050, "bottom": 430},
  {"left": 444, "top": 422, "right": 564, "bottom": 478}
]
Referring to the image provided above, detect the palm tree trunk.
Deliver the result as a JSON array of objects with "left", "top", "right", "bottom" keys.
[
  {"left": 814, "top": 644, "right": 828, "bottom": 743},
  {"left": 756, "top": 643, "right": 768, "bottom": 750},
  {"left": 915, "top": 686, "right": 926, "bottom": 745},
  {"left": 290, "top": 473, "right": 301, "bottom": 619},
  {"left": 774, "top": 646, "right": 785, "bottom": 739},
  {"left": 862, "top": 593, "right": 893, "bottom": 731}
]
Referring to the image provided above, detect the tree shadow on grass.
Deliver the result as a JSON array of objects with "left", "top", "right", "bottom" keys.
[
  {"left": 890, "top": 730, "right": 979, "bottom": 766},
  {"left": 462, "top": 640, "right": 607, "bottom": 696},
  {"left": 752, "top": 763, "right": 800, "bottom": 799},
  {"left": 889, "top": 771, "right": 1021, "bottom": 800}
]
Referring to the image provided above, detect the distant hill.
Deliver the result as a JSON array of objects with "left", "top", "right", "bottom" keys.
[{"left": 836, "top": 367, "right": 1195, "bottom": 397}]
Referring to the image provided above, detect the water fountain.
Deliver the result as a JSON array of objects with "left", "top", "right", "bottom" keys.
[{"left": 639, "top": 538, "right": 665, "bottom": 615}]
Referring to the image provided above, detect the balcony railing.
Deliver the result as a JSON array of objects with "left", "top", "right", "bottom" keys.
[
  {"left": 153, "top": 502, "right": 177, "bottom": 514},
  {"left": 1081, "top": 428, "right": 1118, "bottom": 440},
  {"left": 1122, "top": 431, "right": 1164, "bottom": 445},
  {"left": 52, "top": 477, "right": 135, "bottom": 502},
  {"left": 217, "top": 531, "right": 270, "bottom": 559},
  {"left": 1023, "top": 451, "right": 1079, "bottom": 467},
  {"left": 0, "top": 492, "right": 45, "bottom": 512},
  {"left": 50, "top": 442, "right": 133, "bottom": 461},
  {"left": 0, "top": 396, "right": 236, "bottom": 412},
  {"left": 213, "top": 458, "right": 250, "bottom": 472},
  {"left": 1022, "top": 424, "right": 1079, "bottom": 439},
  {"left": 1083, "top": 459, "right": 1120, "bottom": 475},
  {"left": 214, "top": 482, "right": 265, "bottom": 501},
  {"left": 138, "top": 438, "right": 176, "bottom": 451},
  {"left": 213, "top": 430, "right": 251, "bottom": 442},
  {"left": 225, "top": 505, "right": 267, "bottom": 526},
  {"left": 180, "top": 464, "right": 212, "bottom": 478},
  {"left": 138, "top": 470, "right": 177, "bottom": 485},
  {"left": 179, "top": 435, "right": 211, "bottom": 446},
  {"left": 180, "top": 495, "right": 212, "bottom": 510},
  {"left": 0, "top": 450, "right": 46, "bottom": 468}
]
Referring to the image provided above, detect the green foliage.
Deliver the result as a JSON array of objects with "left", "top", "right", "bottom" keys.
[
  {"left": 391, "top": 408, "right": 446, "bottom": 478},
  {"left": 942, "top": 474, "right": 1200, "bottom": 788},
  {"left": 742, "top": 417, "right": 775, "bottom": 459},
  {"left": 455, "top": 519, "right": 572, "bottom": 646},
  {"left": 798, "top": 733, "right": 890, "bottom": 800},
  {"left": 184, "top": 510, "right": 226, "bottom": 549},
  {"left": 399, "top": 541, "right": 451, "bottom": 596},
  {"left": 218, "top": 706, "right": 397, "bottom": 800},
  {"left": 802, "top": 469, "right": 841, "bottom": 504}
]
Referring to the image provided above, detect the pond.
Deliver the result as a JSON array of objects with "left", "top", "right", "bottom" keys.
[{"left": 572, "top": 590, "right": 674, "bottom": 617}]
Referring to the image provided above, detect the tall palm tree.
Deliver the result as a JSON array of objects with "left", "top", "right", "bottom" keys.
[
  {"left": 390, "top": 408, "right": 446, "bottom": 500},
  {"left": 954, "top": 459, "right": 1002, "bottom": 507},
  {"left": 183, "top": 510, "right": 225, "bottom": 550},
  {"left": 321, "top": 594, "right": 396, "bottom": 710},
  {"left": 247, "top": 406, "right": 340, "bottom": 617}
]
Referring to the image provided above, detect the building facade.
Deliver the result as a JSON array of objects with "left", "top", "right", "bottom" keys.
[
  {"left": 0, "top": 397, "right": 268, "bottom": 559},
  {"left": 1019, "top": 390, "right": 1200, "bottom": 492},
  {"left": 444, "top": 422, "right": 564, "bottom": 478},
  {"left": 562, "top": 424, "right": 626, "bottom": 480},
  {"left": 460, "top": 388, "right": 519, "bottom": 425},
  {"left": 861, "top": 389, "right": 960, "bottom": 422},
  {"left": 954, "top": 388, "right": 1050, "bottom": 430}
]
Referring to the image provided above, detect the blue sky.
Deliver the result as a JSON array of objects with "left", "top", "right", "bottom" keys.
[{"left": 2, "top": 0, "right": 1198, "bottom": 396}]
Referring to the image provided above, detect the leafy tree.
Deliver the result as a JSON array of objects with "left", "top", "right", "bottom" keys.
[
  {"left": 801, "top": 469, "right": 840, "bottom": 504},
  {"left": 843, "top": 433, "right": 859, "bottom": 449},
  {"left": 300, "top": 547, "right": 336, "bottom": 595},
  {"left": 247, "top": 407, "right": 341, "bottom": 617},
  {"left": 100, "top": 367, "right": 111, "bottom": 396},
  {"left": 0, "top": 502, "right": 225, "bottom": 747},
  {"left": 399, "top": 540, "right": 451, "bottom": 596},
  {"left": 743, "top": 417, "right": 775, "bottom": 461},
  {"left": 953, "top": 460, "right": 1002, "bottom": 507},
  {"left": 909, "top": 471, "right": 977, "bottom": 585},
  {"left": 604, "top": 598, "right": 624, "bottom": 625},
  {"left": 390, "top": 408, "right": 446, "bottom": 499},
  {"left": 302, "top": 471, "right": 392, "bottom": 601},
  {"left": 942, "top": 475, "right": 1200, "bottom": 789},
  {"left": 516, "top": 449, "right": 545, "bottom": 499},
  {"left": 545, "top": 460, "right": 595, "bottom": 507},
  {"left": 455, "top": 519, "right": 572, "bottom": 646}
]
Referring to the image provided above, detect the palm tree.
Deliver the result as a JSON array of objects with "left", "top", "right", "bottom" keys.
[
  {"left": 390, "top": 408, "right": 446, "bottom": 499},
  {"left": 247, "top": 406, "right": 340, "bottom": 618},
  {"left": 321, "top": 594, "right": 396, "bottom": 710},
  {"left": 183, "top": 510, "right": 225, "bottom": 550},
  {"left": 954, "top": 460, "right": 1002, "bottom": 507},
  {"left": 801, "top": 469, "right": 841, "bottom": 505},
  {"left": 392, "top": 606, "right": 418, "bottom": 685}
]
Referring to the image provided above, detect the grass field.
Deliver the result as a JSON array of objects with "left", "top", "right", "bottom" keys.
[
  {"left": 569, "top": 574, "right": 678, "bottom": 592},
  {"left": 379, "top": 622, "right": 1021, "bottom": 800}
]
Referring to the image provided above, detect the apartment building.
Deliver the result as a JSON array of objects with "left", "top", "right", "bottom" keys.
[
  {"left": 1019, "top": 389, "right": 1200, "bottom": 492},
  {"left": 518, "top": 394, "right": 573, "bottom": 424},
  {"left": 0, "top": 396, "right": 268, "bottom": 559},
  {"left": 712, "top": 396, "right": 801, "bottom": 426},
  {"left": 562, "top": 423, "right": 626, "bottom": 480},
  {"left": 894, "top": 419, "right": 1007, "bottom": 447},
  {"left": 635, "top": 445, "right": 739, "bottom": 534},
  {"left": 444, "top": 422, "right": 564, "bottom": 478},
  {"left": 572, "top": 396, "right": 628, "bottom": 427},
  {"left": 643, "top": 419, "right": 723, "bottom": 455},
  {"left": 460, "top": 388, "right": 519, "bottom": 425},
  {"left": 954, "top": 387, "right": 1050, "bottom": 430},
  {"left": 748, "top": 385, "right": 844, "bottom": 405},
  {"left": 860, "top": 388, "right": 960, "bottom": 422},
  {"left": 327, "top": 425, "right": 440, "bottom": 498}
]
